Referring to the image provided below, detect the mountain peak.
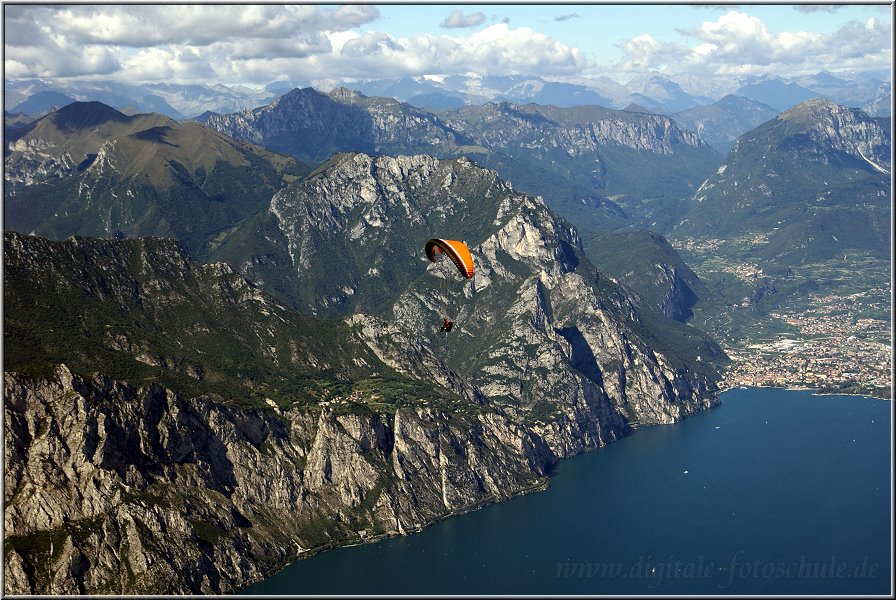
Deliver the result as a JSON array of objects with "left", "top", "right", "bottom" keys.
[
  {"left": 781, "top": 96, "right": 839, "bottom": 115},
  {"left": 50, "top": 101, "right": 129, "bottom": 130},
  {"left": 328, "top": 87, "right": 366, "bottom": 101},
  {"left": 776, "top": 99, "right": 889, "bottom": 172}
]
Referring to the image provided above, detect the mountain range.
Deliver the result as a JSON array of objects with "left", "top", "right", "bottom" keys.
[
  {"left": 3, "top": 76, "right": 890, "bottom": 594},
  {"left": 6, "top": 69, "right": 890, "bottom": 122},
  {"left": 4, "top": 102, "right": 309, "bottom": 258},
  {"left": 197, "top": 86, "right": 724, "bottom": 241},
  {"left": 3, "top": 97, "right": 731, "bottom": 593}
]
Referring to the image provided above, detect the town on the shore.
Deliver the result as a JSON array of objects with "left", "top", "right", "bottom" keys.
[{"left": 721, "top": 290, "right": 891, "bottom": 398}]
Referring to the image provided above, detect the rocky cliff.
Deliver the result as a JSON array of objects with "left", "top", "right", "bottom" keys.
[
  {"left": 3, "top": 365, "right": 552, "bottom": 594},
  {"left": 204, "top": 87, "right": 467, "bottom": 164},
  {"left": 4, "top": 153, "right": 723, "bottom": 594},
  {"left": 444, "top": 101, "right": 707, "bottom": 156},
  {"left": 218, "top": 152, "right": 723, "bottom": 441}
]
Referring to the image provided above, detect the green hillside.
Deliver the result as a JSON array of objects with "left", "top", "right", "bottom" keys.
[
  {"left": 3, "top": 232, "right": 455, "bottom": 411},
  {"left": 676, "top": 99, "right": 890, "bottom": 264},
  {"left": 5, "top": 103, "right": 309, "bottom": 259}
]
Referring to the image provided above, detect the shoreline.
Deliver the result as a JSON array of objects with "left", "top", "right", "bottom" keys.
[
  {"left": 240, "top": 475, "right": 552, "bottom": 592},
  {"left": 718, "top": 382, "right": 890, "bottom": 401}
]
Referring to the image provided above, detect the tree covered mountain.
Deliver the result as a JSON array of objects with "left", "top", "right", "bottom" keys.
[
  {"left": 2, "top": 232, "right": 403, "bottom": 408},
  {"left": 5, "top": 102, "right": 309, "bottom": 259},
  {"left": 677, "top": 98, "right": 891, "bottom": 264},
  {"left": 586, "top": 229, "right": 707, "bottom": 322}
]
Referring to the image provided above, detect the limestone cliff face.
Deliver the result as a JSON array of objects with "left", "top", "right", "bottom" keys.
[
  {"left": 260, "top": 151, "right": 720, "bottom": 459},
  {"left": 443, "top": 102, "right": 707, "bottom": 156},
  {"left": 3, "top": 365, "right": 553, "bottom": 594},
  {"left": 349, "top": 188, "right": 718, "bottom": 458},
  {"left": 4, "top": 152, "right": 722, "bottom": 595},
  {"left": 204, "top": 87, "right": 465, "bottom": 164}
]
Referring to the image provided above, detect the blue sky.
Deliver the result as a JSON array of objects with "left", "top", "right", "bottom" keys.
[
  {"left": 3, "top": 4, "right": 892, "bottom": 86},
  {"left": 376, "top": 4, "right": 889, "bottom": 63}
]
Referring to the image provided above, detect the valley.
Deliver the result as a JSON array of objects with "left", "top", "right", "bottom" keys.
[{"left": 675, "top": 245, "right": 891, "bottom": 398}]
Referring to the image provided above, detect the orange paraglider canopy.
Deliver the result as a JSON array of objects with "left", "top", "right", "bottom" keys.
[{"left": 424, "top": 239, "right": 474, "bottom": 279}]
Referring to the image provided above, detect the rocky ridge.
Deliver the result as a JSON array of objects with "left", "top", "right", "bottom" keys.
[
  {"left": 227, "top": 152, "right": 723, "bottom": 436},
  {"left": 5, "top": 153, "right": 723, "bottom": 594},
  {"left": 444, "top": 102, "right": 707, "bottom": 156},
  {"left": 3, "top": 365, "right": 553, "bottom": 594}
]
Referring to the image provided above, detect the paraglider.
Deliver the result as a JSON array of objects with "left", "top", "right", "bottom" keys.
[{"left": 424, "top": 238, "right": 474, "bottom": 333}]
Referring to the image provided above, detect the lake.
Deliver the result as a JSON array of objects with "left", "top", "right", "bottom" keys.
[{"left": 242, "top": 387, "right": 892, "bottom": 595}]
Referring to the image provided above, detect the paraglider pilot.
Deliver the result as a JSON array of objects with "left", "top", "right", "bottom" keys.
[{"left": 424, "top": 238, "right": 473, "bottom": 337}]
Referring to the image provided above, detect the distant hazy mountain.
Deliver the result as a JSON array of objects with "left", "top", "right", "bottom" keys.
[
  {"left": 790, "top": 71, "right": 891, "bottom": 115},
  {"left": 5, "top": 69, "right": 889, "bottom": 123},
  {"left": 499, "top": 80, "right": 616, "bottom": 108},
  {"left": 3, "top": 111, "right": 34, "bottom": 132},
  {"left": 7, "top": 80, "right": 185, "bottom": 119},
  {"left": 734, "top": 77, "right": 823, "bottom": 111},
  {"left": 5, "top": 102, "right": 309, "bottom": 257},
  {"left": 405, "top": 92, "right": 466, "bottom": 111},
  {"left": 861, "top": 83, "right": 892, "bottom": 118},
  {"left": 144, "top": 82, "right": 278, "bottom": 118},
  {"left": 679, "top": 99, "right": 891, "bottom": 263},
  {"left": 674, "top": 94, "right": 780, "bottom": 153},
  {"left": 4, "top": 79, "right": 278, "bottom": 120},
  {"left": 9, "top": 90, "right": 77, "bottom": 116},
  {"left": 621, "top": 103, "right": 651, "bottom": 113},
  {"left": 354, "top": 73, "right": 714, "bottom": 114},
  {"left": 5, "top": 88, "right": 27, "bottom": 109},
  {"left": 624, "top": 74, "right": 714, "bottom": 113},
  {"left": 355, "top": 76, "right": 446, "bottom": 100}
]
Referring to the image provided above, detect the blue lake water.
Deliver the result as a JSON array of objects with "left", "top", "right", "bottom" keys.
[{"left": 242, "top": 388, "right": 892, "bottom": 595}]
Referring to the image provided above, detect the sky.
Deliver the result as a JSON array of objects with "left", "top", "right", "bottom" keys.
[{"left": 3, "top": 3, "right": 893, "bottom": 87}]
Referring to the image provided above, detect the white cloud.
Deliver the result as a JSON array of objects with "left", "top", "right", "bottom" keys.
[
  {"left": 3, "top": 4, "right": 379, "bottom": 83},
  {"left": 4, "top": 5, "right": 890, "bottom": 86},
  {"left": 793, "top": 5, "right": 844, "bottom": 14},
  {"left": 440, "top": 10, "right": 487, "bottom": 29},
  {"left": 293, "top": 24, "right": 591, "bottom": 81},
  {"left": 4, "top": 5, "right": 589, "bottom": 84},
  {"left": 616, "top": 10, "right": 892, "bottom": 76},
  {"left": 616, "top": 34, "right": 689, "bottom": 72}
]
